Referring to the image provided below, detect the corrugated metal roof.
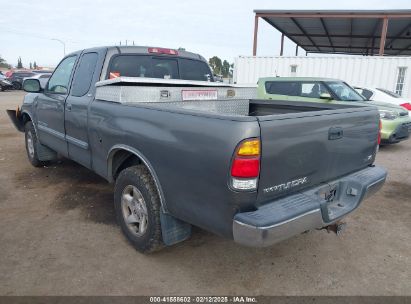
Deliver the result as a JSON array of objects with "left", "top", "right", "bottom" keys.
[
  {"left": 254, "top": 10, "right": 411, "bottom": 15},
  {"left": 254, "top": 10, "right": 411, "bottom": 56}
]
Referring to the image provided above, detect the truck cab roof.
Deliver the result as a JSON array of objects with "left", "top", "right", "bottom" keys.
[{"left": 66, "top": 46, "right": 207, "bottom": 62}]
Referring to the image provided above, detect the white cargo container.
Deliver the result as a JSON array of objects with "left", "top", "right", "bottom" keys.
[{"left": 234, "top": 56, "right": 411, "bottom": 98}]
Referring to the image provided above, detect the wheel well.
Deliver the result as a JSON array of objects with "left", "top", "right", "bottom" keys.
[
  {"left": 14, "top": 112, "right": 32, "bottom": 132},
  {"left": 111, "top": 149, "right": 143, "bottom": 181},
  {"left": 109, "top": 147, "right": 167, "bottom": 212}
]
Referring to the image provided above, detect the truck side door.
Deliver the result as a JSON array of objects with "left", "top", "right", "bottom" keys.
[
  {"left": 64, "top": 48, "right": 107, "bottom": 168},
  {"left": 36, "top": 55, "right": 78, "bottom": 156}
]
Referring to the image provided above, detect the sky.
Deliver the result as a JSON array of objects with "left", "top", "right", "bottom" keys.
[{"left": 1, "top": 0, "right": 410, "bottom": 68}]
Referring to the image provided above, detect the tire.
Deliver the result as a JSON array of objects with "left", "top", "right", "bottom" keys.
[
  {"left": 24, "top": 121, "right": 47, "bottom": 167},
  {"left": 114, "top": 165, "right": 164, "bottom": 253},
  {"left": 12, "top": 82, "right": 21, "bottom": 90}
]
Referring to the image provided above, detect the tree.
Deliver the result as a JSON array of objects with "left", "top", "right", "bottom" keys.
[
  {"left": 208, "top": 56, "right": 222, "bottom": 75},
  {"left": 0, "top": 55, "right": 11, "bottom": 68},
  {"left": 33, "top": 61, "right": 38, "bottom": 69},
  {"left": 17, "top": 57, "right": 23, "bottom": 69},
  {"left": 29, "top": 62, "right": 33, "bottom": 69},
  {"left": 221, "top": 60, "right": 231, "bottom": 78}
]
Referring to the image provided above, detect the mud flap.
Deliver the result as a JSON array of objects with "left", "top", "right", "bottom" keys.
[
  {"left": 6, "top": 110, "right": 24, "bottom": 132},
  {"left": 160, "top": 210, "right": 191, "bottom": 246},
  {"left": 36, "top": 141, "right": 58, "bottom": 161},
  {"left": 7, "top": 110, "right": 57, "bottom": 161}
]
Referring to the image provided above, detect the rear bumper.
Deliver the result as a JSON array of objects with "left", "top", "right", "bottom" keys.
[{"left": 233, "top": 166, "right": 387, "bottom": 247}]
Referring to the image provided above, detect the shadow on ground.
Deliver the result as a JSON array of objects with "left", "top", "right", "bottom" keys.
[{"left": 14, "top": 159, "right": 116, "bottom": 225}]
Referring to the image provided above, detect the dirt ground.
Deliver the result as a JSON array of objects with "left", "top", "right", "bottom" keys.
[{"left": 0, "top": 91, "right": 410, "bottom": 296}]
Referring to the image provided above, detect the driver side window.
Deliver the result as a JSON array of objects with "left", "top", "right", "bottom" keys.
[{"left": 47, "top": 56, "right": 77, "bottom": 94}]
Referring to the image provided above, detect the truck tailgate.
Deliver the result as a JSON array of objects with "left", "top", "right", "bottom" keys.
[{"left": 256, "top": 107, "right": 379, "bottom": 203}]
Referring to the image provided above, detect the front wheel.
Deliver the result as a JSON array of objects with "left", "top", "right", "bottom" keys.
[
  {"left": 24, "top": 122, "right": 47, "bottom": 167},
  {"left": 114, "top": 165, "right": 164, "bottom": 253}
]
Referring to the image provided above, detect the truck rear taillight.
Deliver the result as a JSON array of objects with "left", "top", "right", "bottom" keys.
[
  {"left": 148, "top": 47, "right": 178, "bottom": 55},
  {"left": 231, "top": 158, "right": 260, "bottom": 177},
  {"left": 378, "top": 119, "right": 382, "bottom": 145},
  {"left": 400, "top": 103, "right": 411, "bottom": 111},
  {"left": 230, "top": 139, "right": 260, "bottom": 191}
]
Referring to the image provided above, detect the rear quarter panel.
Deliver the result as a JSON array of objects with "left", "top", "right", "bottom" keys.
[{"left": 88, "top": 101, "right": 261, "bottom": 238}]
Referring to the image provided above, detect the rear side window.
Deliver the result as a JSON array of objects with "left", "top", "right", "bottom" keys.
[
  {"left": 359, "top": 88, "right": 373, "bottom": 100},
  {"left": 265, "top": 81, "right": 302, "bottom": 96},
  {"left": 71, "top": 52, "right": 98, "bottom": 97},
  {"left": 179, "top": 58, "right": 212, "bottom": 81}
]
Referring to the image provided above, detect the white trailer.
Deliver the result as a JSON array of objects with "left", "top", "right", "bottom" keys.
[{"left": 234, "top": 56, "right": 411, "bottom": 98}]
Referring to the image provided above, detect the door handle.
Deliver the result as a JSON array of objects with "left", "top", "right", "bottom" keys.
[
  {"left": 328, "top": 127, "right": 343, "bottom": 140},
  {"left": 66, "top": 103, "right": 72, "bottom": 111}
]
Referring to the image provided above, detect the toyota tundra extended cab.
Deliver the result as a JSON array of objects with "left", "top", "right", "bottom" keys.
[{"left": 8, "top": 46, "right": 387, "bottom": 253}]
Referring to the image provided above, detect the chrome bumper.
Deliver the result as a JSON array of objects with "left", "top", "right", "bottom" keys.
[{"left": 233, "top": 166, "right": 387, "bottom": 247}]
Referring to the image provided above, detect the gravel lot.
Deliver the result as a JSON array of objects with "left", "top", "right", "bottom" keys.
[{"left": 0, "top": 91, "right": 410, "bottom": 296}]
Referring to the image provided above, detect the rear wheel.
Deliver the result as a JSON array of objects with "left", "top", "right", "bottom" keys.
[
  {"left": 24, "top": 122, "right": 47, "bottom": 167},
  {"left": 12, "top": 82, "right": 21, "bottom": 90},
  {"left": 114, "top": 165, "right": 164, "bottom": 253}
]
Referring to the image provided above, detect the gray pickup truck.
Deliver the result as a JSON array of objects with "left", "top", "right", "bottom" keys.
[{"left": 8, "top": 46, "right": 387, "bottom": 253}]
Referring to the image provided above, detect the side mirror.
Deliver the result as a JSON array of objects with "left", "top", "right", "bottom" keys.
[
  {"left": 23, "top": 79, "right": 42, "bottom": 93},
  {"left": 320, "top": 93, "right": 332, "bottom": 100}
]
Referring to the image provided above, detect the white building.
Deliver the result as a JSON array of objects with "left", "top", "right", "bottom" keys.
[{"left": 234, "top": 56, "right": 411, "bottom": 98}]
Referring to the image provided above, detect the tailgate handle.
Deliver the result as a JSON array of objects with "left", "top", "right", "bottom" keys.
[{"left": 328, "top": 127, "right": 343, "bottom": 140}]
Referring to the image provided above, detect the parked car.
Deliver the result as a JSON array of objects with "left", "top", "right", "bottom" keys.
[
  {"left": 23, "top": 73, "right": 51, "bottom": 89},
  {"left": 7, "top": 71, "right": 36, "bottom": 90},
  {"left": 214, "top": 74, "right": 223, "bottom": 82},
  {"left": 0, "top": 73, "right": 13, "bottom": 91},
  {"left": 258, "top": 77, "right": 411, "bottom": 145},
  {"left": 354, "top": 86, "right": 411, "bottom": 114},
  {"left": 7, "top": 47, "right": 386, "bottom": 253}
]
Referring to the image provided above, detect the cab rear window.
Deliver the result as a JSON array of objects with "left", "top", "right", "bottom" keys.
[{"left": 108, "top": 55, "right": 212, "bottom": 82}]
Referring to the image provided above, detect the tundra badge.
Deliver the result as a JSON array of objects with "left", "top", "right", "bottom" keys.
[{"left": 263, "top": 177, "right": 308, "bottom": 194}]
